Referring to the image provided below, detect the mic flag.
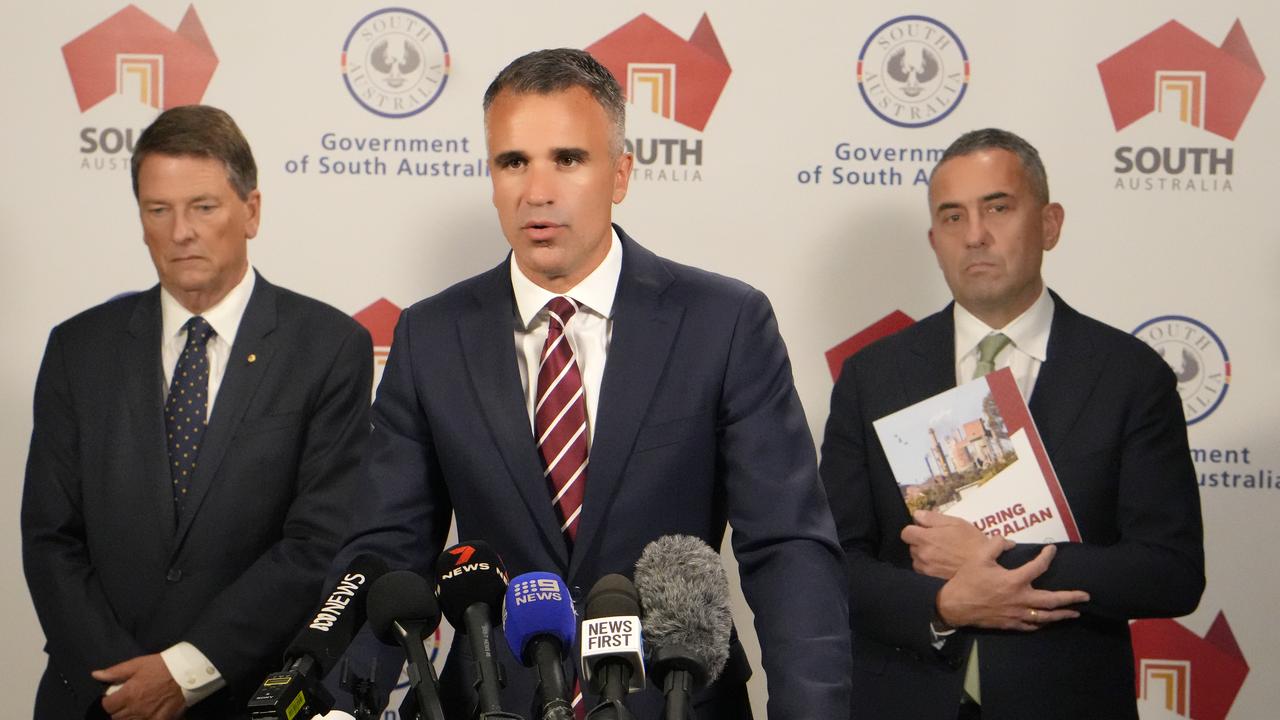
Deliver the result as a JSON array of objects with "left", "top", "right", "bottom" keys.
[
  {"left": 248, "top": 553, "right": 389, "bottom": 720},
  {"left": 580, "top": 574, "right": 645, "bottom": 694},
  {"left": 434, "top": 540, "right": 508, "bottom": 629},
  {"left": 503, "top": 572, "right": 577, "bottom": 662}
]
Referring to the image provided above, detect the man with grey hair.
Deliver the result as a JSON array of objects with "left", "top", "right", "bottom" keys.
[
  {"left": 330, "top": 48, "right": 850, "bottom": 718},
  {"left": 22, "top": 105, "right": 372, "bottom": 719},
  {"left": 820, "top": 128, "right": 1204, "bottom": 719}
]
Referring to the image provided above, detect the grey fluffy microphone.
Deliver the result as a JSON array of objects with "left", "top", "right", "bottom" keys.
[{"left": 634, "top": 535, "right": 732, "bottom": 720}]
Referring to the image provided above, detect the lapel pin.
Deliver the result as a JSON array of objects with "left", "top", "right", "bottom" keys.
[{"left": 247, "top": 353, "right": 257, "bottom": 364}]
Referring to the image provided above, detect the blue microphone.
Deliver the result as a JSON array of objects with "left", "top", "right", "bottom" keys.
[{"left": 503, "top": 572, "right": 577, "bottom": 720}]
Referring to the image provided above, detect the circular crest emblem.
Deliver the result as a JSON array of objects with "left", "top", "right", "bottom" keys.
[
  {"left": 856, "top": 15, "right": 969, "bottom": 128},
  {"left": 341, "top": 8, "right": 450, "bottom": 119},
  {"left": 1132, "top": 315, "right": 1230, "bottom": 425}
]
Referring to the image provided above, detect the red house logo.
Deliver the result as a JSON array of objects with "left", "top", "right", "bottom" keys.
[
  {"left": 586, "top": 13, "right": 731, "bottom": 132},
  {"left": 825, "top": 310, "right": 915, "bottom": 381},
  {"left": 353, "top": 298, "right": 402, "bottom": 372},
  {"left": 1097, "top": 19, "right": 1264, "bottom": 140},
  {"left": 1131, "top": 612, "right": 1249, "bottom": 719},
  {"left": 62, "top": 4, "right": 217, "bottom": 113}
]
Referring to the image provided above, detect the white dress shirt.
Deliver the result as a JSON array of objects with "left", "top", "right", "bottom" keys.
[
  {"left": 511, "top": 228, "right": 623, "bottom": 444},
  {"left": 932, "top": 286, "right": 1055, "bottom": 647},
  {"left": 150, "top": 266, "right": 256, "bottom": 705},
  {"left": 953, "top": 286, "right": 1055, "bottom": 401}
]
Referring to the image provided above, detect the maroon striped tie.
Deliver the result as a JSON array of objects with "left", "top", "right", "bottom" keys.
[{"left": 535, "top": 297, "right": 589, "bottom": 545}]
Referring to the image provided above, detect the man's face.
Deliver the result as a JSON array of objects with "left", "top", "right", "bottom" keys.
[
  {"left": 927, "top": 148, "right": 1064, "bottom": 327},
  {"left": 486, "top": 86, "right": 633, "bottom": 293},
  {"left": 137, "top": 154, "right": 259, "bottom": 313}
]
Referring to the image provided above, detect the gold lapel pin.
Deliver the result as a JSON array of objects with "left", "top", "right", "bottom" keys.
[{"left": 247, "top": 353, "right": 257, "bottom": 364}]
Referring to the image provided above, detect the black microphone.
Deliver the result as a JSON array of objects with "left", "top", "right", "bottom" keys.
[
  {"left": 247, "top": 553, "right": 388, "bottom": 719},
  {"left": 581, "top": 574, "right": 644, "bottom": 720},
  {"left": 366, "top": 570, "right": 447, "bottom": 720},
  {"left": 434, "top": 541, "right": 522, "bottom": 719},
  {"left": 503, "top": 572, "right": 577, "bottom": 720},
  {"left": 634, "top": 536, "right": 733, "bottom": 720}
]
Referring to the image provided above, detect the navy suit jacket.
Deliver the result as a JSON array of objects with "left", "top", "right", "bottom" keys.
[
  {"left": 22, "top": 274, "right": 372, "bottom": 719},
  {"left": 335, "top": 227, "right": 850, "bottom": 719},
  {"left": 819, "top": 293, "right": 1204, "bottom": 720}
]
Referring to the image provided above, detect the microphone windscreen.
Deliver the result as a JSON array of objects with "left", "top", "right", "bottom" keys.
[
  {"left": 502, "top": 572, "right": 576, "bottom": 664},
  {"left": 584, "top": 573, "right": 641, "bottom": 619},
  {"left": 284, "top": 553, "right": 389, "bottom": 678},
  {"left": 366, "top": 570, "right": 442, "bottom": 646},
  {"left": 634, "top": 535, "right": 732, "bottom": 682},
  {"left": 434, "top": 540, "right": 509, "bottom": 628}
]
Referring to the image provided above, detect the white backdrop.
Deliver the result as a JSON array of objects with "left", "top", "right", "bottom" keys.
[{"left": 1, "top": 2, "right": 1274, "bottom": 717}]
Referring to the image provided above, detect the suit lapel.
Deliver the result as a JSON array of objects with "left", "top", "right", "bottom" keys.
[
  {"left": 570, "top": 230, "right": 678, "bottom": 578},
  {"left": 458, "top": 262, "right": 570, "bottom": 568},
  {"left": 904, "top": 306, "right": 958, "bottom": 404},
  {"left": 172, "top": 274, "right": 278, "bottom": 549},
  {"left": 125, "top": 289, "right": 178, "bottom": 546},
  {"left": 1028, "top": 293, "right": 1102, "bottom": 457}
]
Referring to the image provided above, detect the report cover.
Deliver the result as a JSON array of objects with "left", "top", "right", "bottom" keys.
[{"left": 873, "top": 367, "right": 1080, "bottom": 543}]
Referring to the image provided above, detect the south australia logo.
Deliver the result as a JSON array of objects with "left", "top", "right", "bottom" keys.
[
  {"left": 1132, "top": 316, "right": 1229, "bottom": 425},
  {"left": 857, "top": 16, "right": 969, "bottom": 128},
  {"left": 586, "top": 13, "right": 731, "bottom": 182},
  {"left": 342, "top": 8, "right": 449, "bottom": 118}
]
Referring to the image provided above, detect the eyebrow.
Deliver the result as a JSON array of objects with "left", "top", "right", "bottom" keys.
[
  {"left": 935, "top": 191, "right": 1013, "bottom": 214},
  {"left": 553, "top": 147, "right": 590, "bottom": 162},
  {"left": 492, "top": 150, "right": 528, "bottom": 166}
]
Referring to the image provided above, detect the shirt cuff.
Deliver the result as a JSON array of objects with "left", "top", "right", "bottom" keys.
[{"left": 160, "top": 642, "right": 225, "bottom": 706}]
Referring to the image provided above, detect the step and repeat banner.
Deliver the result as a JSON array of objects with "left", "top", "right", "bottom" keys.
[{"left": 1, "top": 2, "right": 1274, "bottom": 717}]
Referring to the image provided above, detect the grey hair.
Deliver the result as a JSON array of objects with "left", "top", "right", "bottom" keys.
[
  {"left": 483, "top": 48, "right": 626, "bottom": 156},
  {"left": 931, "top": 128, "right": 1050, "bottom": 205}
]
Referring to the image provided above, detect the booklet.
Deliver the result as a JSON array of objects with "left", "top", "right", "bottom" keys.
[{"left": 873, "top": 367, "right": 1080, "bottom": 543}]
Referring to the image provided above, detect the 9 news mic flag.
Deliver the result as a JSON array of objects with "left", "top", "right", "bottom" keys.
[{"left": 504, "top": 572, "right": 577, "bottom": 720}]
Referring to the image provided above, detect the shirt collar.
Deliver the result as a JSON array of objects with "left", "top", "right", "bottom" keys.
[
  {"left": 160, "top": 266, "right": 257, "bottom": 347},
  {"left": 953, "top": 286, "right": 1054, "bottom": 362},
  {"left": 510, "top": 226, "right": 623, "bottom": 329}
]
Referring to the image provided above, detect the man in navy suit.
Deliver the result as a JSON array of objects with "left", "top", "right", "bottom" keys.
[
  {"left": 332, "top": 49, "right": 849, "bottom": 718},
  {"left": 819, "top": 128, "right": 1204, "bottom": 720},
  {"left": 22, "top": 106, "right": 372, "bottom": 719}
]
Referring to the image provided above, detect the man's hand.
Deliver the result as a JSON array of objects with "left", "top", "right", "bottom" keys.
[
  {"left": 902, "top": 510, "right": 1011, "bottom": 580},
  {"left": 936, "top": 539, "right": 1089, "bottom": 631},
  {"left": 92, "top": 654, "right": 186, "bottom": 720}
]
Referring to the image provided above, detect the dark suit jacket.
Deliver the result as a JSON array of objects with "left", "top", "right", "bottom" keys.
[
  {"left": 819, "top": 292, "right": 1204, "bottom": 720},
  {"left": 22, "top": 274, "right": 372, "bottom": 719},
  {"left": 334, "top": 227, "right": 850, "bottom": 719}
]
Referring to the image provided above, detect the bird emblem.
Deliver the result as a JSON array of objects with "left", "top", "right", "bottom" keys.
[
  {"left": 886, "top": 47, "right": 940, "bottom": 98},
  {"left": 371, "top": 39, "right": 422, "bottom": 89}
]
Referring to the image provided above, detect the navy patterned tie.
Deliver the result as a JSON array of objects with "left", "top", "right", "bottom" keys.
[{"left": 166, "top": 316, "right": 215, "bottom": 519}]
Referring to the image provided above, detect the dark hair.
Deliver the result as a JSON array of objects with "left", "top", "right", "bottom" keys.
[
  {"left": 483, "top": 48, "right": 626, "bottom": 155},
  {"left": 131, "top": 105, "right": 257, "bottom": 199},
  {"left": 931, "top": 128, "right": 1050, "bottom": 205}
]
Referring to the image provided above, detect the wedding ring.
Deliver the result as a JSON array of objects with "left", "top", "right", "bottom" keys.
[{"left": 1028, "top": 608, "right": 1039, "bottom": 621}]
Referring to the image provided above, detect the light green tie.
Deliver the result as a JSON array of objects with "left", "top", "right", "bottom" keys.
[
  {"left": 963, "top": 332, "right": 1012, "bottom": 705},
  {"left": 973, "top": 333, "right": 1012, "bottom": 379}
]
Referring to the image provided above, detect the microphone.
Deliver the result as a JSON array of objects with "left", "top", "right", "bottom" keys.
[
  {"left": 634, "top": 536, "right": 732, "bottom": 720},
  {"left": 503, "top": 572, "right": 577, "bottom": 720},
  {"left": 366, "top": 570, "right": 447, "bottom": 720},
  {"left": 581, "top": 574, "right": 644, "bottom": 720},
  {"left": 434, "top": 541, "right": 521, "bottom": 719},
  {"left": 248, "top": 554, "right": 388, "bottom": 719}
]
